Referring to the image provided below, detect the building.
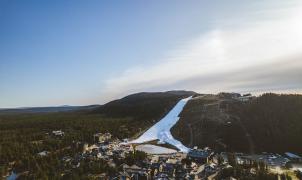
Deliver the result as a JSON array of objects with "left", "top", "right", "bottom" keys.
[
  {"left": 236, "top": 93, "right": 255, "bottom": 102},
  {"left": 83, "top": 144, "right": 99, "bottom": 153},
  {"left": 285, "top": 152, "right": 302, "bottom": 162},
  {"left": 52, "top": 130, "right": 64, "bottom": 136},
  {"left": 154, "top": 172, "right": 169, "bottom": 179},
  {"left": 93, "top": 133, "right": 112, "bottom": 143},
  {"left": 118, "top": 171, "right": 131, "bottom": 180},
  {"left": 219, "top": 92, "right": 241, "bottom": 99},
  {"left": 122, "top": 164, "right": 148, "bottom": 179},
  {"left": 37, "top": 151, "right": 49, "bottom": 156},
  {"left": 187, "top": 150, "right": 211, "bottom": 163}
]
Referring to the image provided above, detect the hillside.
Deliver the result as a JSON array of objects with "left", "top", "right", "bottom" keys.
[
  {"left": 0, "top": 90, "right": 197, "bottom": 178},
  {"left": 228, "top": 93, "right": 302, "bottom": 153},
  {"left": 171, "top": 93, "right": 302, "bottom": 154},
  {"left": 93, "top": 90, "right": 197, "bottom": 124},
  {"left": 1, "top": 91, "right": 301, "bottom": 155},
  {"left": 0, "top": 90, "right": 197, "bottom": 142},
  {"left": 1, "top": 91, "right": 302, "bottom": 179}
]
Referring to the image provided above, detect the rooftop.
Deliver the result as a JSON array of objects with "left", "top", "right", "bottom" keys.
[{"left": 285, "top": 152, "right": 301, "bottom": 159}]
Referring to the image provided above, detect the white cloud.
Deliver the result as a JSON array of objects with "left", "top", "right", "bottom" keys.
[{"left": 101, "top": 1, "right": 302, "bottom": 102}]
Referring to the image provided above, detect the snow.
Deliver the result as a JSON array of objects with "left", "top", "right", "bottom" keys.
[
  {"left": 136, "top": 144, "right": 177, "bottom": 154},
  {"left": 129, "top": 96, "right": 192, "bottom": 153},
  {"left": 37, "top": 151, "right": 48, "bottom": 156},
  {"left": 7, "top": 172, "right": 17, "bottom": 180},
  {"left": 285, "top": 152, "right": 301, "bottom": 159}
]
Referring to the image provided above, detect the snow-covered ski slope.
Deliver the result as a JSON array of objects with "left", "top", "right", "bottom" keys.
[{"left": 130, "top": 96, "right": 192, "bottom": 152}]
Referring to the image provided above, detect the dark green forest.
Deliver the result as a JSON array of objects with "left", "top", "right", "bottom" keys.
[
  {"left": 1, "top": 91, "right": 302, "bottom": 179},
  {"left": 172, "top": 93, "right": 302, "bottom": 154},
  {"left": 229, "top": 93, "right": 302, "bottom": 153},
  {"left": 0, "top": 91, "right": 192, "bottom": 179},
  {"left": 0, "top": 112, "right": 131, "bottom": 179}
]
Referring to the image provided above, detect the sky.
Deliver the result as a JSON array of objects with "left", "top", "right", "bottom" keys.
[{"left": 1, "top": 0, "right": 302, "bottom": 108}]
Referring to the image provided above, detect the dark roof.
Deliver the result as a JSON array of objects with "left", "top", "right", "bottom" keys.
[
  {"left": 154, "top": 172, "right": 169, "bottom": 179},
  {"left": 188, "top": 150, "right": 210, "bottom": 158},
  {"left": 285, "top": 152, "right": 301, "bottom": 159}
]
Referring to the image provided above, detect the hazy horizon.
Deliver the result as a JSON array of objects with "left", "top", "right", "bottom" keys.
[
  {"left": 1, "top": 0, "right": 302, "bottom": 108},
  {"left": 1, "top": 90, "right": 302, "bottom": 109}
]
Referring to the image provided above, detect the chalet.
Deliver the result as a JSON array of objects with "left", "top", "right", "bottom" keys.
[
  {"left": 88, "top": 173, "right": 107, "bottom": 179},
  {"left": 285, "top": 152, "right": 302, "bottom": 162},
  {"left": 108, "top": 160, "right": 116, "bottom": 168},
  {"left": 123, "top": 164, "right": 143, "bottom": 174},
  {"left": 173, "top": 168, "right": 187, "bottom": 179},
  {"left": 37, "top": 151, "right": 49, "bottom": 157},
  {"left": 187, "top": 149, "right": 211, "bottom": 163},
  {"left": 220, "top": 152, "right": 229, "bottom": 163},
  {"left": 166, "top": 158, "right": 179, "bottom": 165},
  {"left": 236, "top": 93, "right": 255, "bottom": 102},
  {"left": 154, "top": 172, "right": 169, "bottom": 180},
  {"left": 150, "top": 162, "right": 160, "bottom": 170},
  {"left": 191, "top": 164, "right": 205, "bottom": 179},
  {"left": 71, "top": 161, "right": 80, "bottom": 168},
  {"left": 52, "top": 130, "right": 64, "bottom": 136},
  {"left": 297, "top": 168, "right": 302, "bottom": 176},
  {"left": 117, "top": 171, "right": 131, "bottom": 180},
  {"left": 83, "top": 144, "right": 99, "bottom": 153},
  {"left": 219, "top": 92, "right": 241, "bottom": 99},
  {"left": 235, "top": 155, "right": 252, "bottom": 165},
  {"left": 204, "top": 163, "right": 217, "bottom": 176},
  {"left": 161, "top": 163, "right": 175, "bottom": 176},
  {"left": 62, "top": 156, "right": 72, "bottom": 163},
  {"left": 93, "top": 132, "right": 112, "bottom": 143},
  {"left": 122, "top": 164, "right": 148, "bottom": 179}
]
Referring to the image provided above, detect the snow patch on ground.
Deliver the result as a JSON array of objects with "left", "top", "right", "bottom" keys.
[
  {"left": 130, "top": 96, "right": 192, "bottom": 152},
  {"left": 136, "top": 144, "right": 177, "bottom": 154},
  {"left": 7, "top": 172, "right": 17, "bottom": 180}
]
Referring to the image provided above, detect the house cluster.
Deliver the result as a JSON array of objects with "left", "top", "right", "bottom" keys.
[
  {"left": 60, "top": 132, "right": 227, "bottom": 179},
  {"left": 94, "top": 132, "right": 112, "bottom": 143},
  {"left": 82, "top": 139, "right": 131, "bottom": 164},
  {"left": 56, "top": 132, "right": 302, "bottom": 179},
  {"left": 117, "top": 147, "right": 219, "bottom": 179},
  {"left": 225, "top": 152, "right": 302, "bottom": 173}
]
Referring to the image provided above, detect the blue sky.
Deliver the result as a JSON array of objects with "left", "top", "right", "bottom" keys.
[{"left": 1, "top": 0, "right": 302, "bottom": 108}]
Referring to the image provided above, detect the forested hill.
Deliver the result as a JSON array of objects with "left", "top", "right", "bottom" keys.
[
  {"left": 0, "top": 90, "right": 197, "bottom": 179},
  {"left": 1, "top": 91, "right": 302, "bottom": 178},
  {"left": 0, "top": 90, "right": 197, "bottom": 140},
  {"left": 1, "top": 91, "right": 301, "bottom": 155},
  {"left": 229, "top": 93, "right": 302, "bottom": 153},
  {"left": 172, "top": 93, "right": 302, "bottom": 154},
  {"left": 92, "top": 90, "right": 197, "bottom": 121}
]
